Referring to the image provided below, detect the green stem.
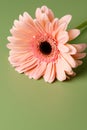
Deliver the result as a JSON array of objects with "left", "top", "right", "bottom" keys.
[{"left": 76, "top": 21, "right": 87, "bottom": 30}]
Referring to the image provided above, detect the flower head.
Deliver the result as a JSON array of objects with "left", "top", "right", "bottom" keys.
[{"left": 7, "top": 5, "right": 87, "bottom": 83}]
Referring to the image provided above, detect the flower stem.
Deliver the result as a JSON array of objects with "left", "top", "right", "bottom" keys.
[{"left": 76, "top": 21, "right": 87, "bottom": 30}]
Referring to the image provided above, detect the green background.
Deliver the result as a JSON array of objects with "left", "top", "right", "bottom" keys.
[{"left": 0, "top": 0, "right": 87, "bottom": 130}]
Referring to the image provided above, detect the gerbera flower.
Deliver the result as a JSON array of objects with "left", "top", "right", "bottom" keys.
[{"left": 7, "top": 5, "right": 87, "bottom": 83}]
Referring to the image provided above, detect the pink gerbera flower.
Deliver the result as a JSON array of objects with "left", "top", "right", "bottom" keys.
[{"left": 7, "top": 5, "right": 87, "bottom": 83}]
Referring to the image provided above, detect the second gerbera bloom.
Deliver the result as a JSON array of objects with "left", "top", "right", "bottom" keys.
[{"left": 7, "top": 6, "right": 87, "bottom": 83}]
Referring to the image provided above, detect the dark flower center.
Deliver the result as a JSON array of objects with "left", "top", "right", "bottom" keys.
[{"left": 39, "top": 41, "right": 52, "bottom": 55}]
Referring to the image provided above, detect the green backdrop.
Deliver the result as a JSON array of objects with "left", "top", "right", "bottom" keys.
[{"left": 0, "top": 0, "right": 87, "bottom": 130}]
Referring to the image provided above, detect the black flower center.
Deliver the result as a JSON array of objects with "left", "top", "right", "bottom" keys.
[{"left": 39, "top": 41, "right": 52, "bottom": 55}]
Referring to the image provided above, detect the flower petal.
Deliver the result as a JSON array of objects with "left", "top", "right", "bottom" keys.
[
  {"left": 62, "top": 53, "right": 77, "bottom": 68},
  {"left": 34, "top": 19, "right": 46, "bottom": 34},
  {"left": 61, "top": 55, "right": 72, "bottom": 72},
  {"left": 57, "top": 31, "right": 69, "bottom": 45},
  {"left": 15, "top": 57, "right": 38, "bottom": 73},
  {"left": 58, "top": 15, "right": 72, "bottom": 29},
  {"left": 52, "top": 22, "right": 67, "bottom": 38},
  {"left": 44, "top": 62, "right": 55, "bottom": 83},
  {"left": 32, "top": 62, "right": 47, "bottom": 80},
  {"left": 56, "top": 56, "right": 66, "bottom": 81},
  {"left": 52, "top": 18, "right": 59, "bottom": 30},
  {"left": 76, "top": 60, "right": 83, "bottom": 66},
  {"left": 68, "top": 29, "right": 80, "bottom": 41},
  {"left": 61, "top": 55, "right": 76, "bottom": 77},
  {"left": 73, "top": 53, "right": 86, "bottom": 59},
  {"left": 73, "top": 44, "right": 87, "bottom": 52},
  {"left": 35, "top": 6, "right": 54, "bottom": 26},
  {"left": 41, "top": 6, "right": 54, "bottom": 21},
  {"left": 44, "top": 62, "right": 52, "bottom": 82},
  {"left": 45, "top": 22, "right": 53, "bottom": 34},
  {"left": 58, "top": 44, "right": 69, "bottom": 52},
  {"left": 66, "top": 44, "right": 77, "bottom": 54}
]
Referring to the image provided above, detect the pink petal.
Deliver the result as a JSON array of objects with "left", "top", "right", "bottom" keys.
[
  {"left": 57, "top": 31, "right": 69, "bottom": 45},
  {"left": 67, "top": 71, "right": 76, "bottom": 76},
  {"left": 52, "top": 18, "right": 66, "bottom": 31},
  {"left": 35, "top": 6, "right": 54, "bottom": 26},
  {"left": 48, "top": 63, "right": 55, "bottom": 83},
  {"left": 58, "top": 44, "right": 69, "bottom": 52},
  {"left": 15, "top": 57, "right": 38, "bottom": 73},
  {"left": 73, "top": 53, "right": 86, "bottom": 59},
  {"left": 61, "top": 55, "right": 72, "bottom": 72},
  {"left": 25, "top": 65, "right": 38, "bottom": 78},
  {"left": 66, "top": 44, "right": 77, "bottom": 54},
  {"left": 68, "top": 29, "right": 80, "bottom": 41},
  {"left": 44, "top": 62, "right": 55, "bottom": 83},
  {"left": 57, "top": 22, "right": 67, "bottom": 32},
  {"left": 32, "top": 62, "right": 47, "bottom": 80},
  {"left": 52, "top": 22, "right": 67, "bottom": 37},
  {"left": 45, "top": 22, "right": 53, "bottom": 34},
  {"left": 22, "top": 12, "right": 35, "bottom": 26},
  {"left": 34, "top": 19, "right": 46, "bottom": 34},
  {"left": 41, "top": 6, "right": 54, "bottom": 21},
  {"left": 8, "top": 51, "right": 33, "bottom": 66},
  {"left": 58, "top": 15, "right": 72, "bottom": 28},
  {"left": 73, "top": 44, "right": 87, "bottom": 52},
  {"left": 56, "top": 56, "right": 66, "bottom": 81},
  {"left": 35, "top": 8, "right": 42, "bottom": 20},
  {"left": 62, "top": 53, "right": 77, "bottom": 68},
  {"left": 60, "top": 55, "right": 76, "bottom": 77},
  {"left": 40, "top": 13, "right": 50, "bottom": 26},
  {"left": 44, "top": 62, "right": 52, "bottom": 82},
  {"left": 76, "top": 60, "right": 83, "bottom": 66},
  {"left": 52, "top": 18, "right": 59, "bottom": 30}
]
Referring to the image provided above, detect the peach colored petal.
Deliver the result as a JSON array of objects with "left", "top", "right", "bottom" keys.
[
  {"left": 35, "top": 6, "right": 54, "bottom": 27},
  {"left": 34, "top": 19, "right": 46, "bottom": 34},
  {"left": 52, "top": 18, "right": 59, "bottom": 30},
  {"left": 67, "top": 70, "right": 76, "bottom": 76},
  {"left": 61, "top": 56, "right": 76, "bottom": 77},
  {"left": 24, "top": 64, "right": 38, "bottom": 79},
  {"left": 41, "top": 6, "right": 54, "bottom": 21},
  {"left": 45, "top": 22, "right": 53, "bottom": 34},
  {"left": 8, "top": 52, "right": 33, "bottom": 63},
  {"left": 52, "top": 22, "right": 67, "bottom": 38},
  {"left": 10, "top": 26, "right": 37, "bottom": 37},
  {"left": 22, "top": 61, "right": 37, "bottom": 73},
  {"left": 61, "top": 55, "right": 72, "bottom": 72},
  {"left": 66, "top": 44, "right": 77, "bottom": 54},
  {"left": 44, "top": 62, "right": 55, "bottom": 83},
  {"left": 35, "top": 9, "right": 49, "bottom": 27},
  {"left": 40, "top": 13, "right": 50, "bottom": 26},
  {"left": 35, "top": 8, "right": 42, "bottom": 20},
  {"left": 73, "top": 44, "right": 87, "bottom": 52},
  {"left": 57, "top": 31, "right": 69, "bottom": 45},
  {"left": 73, "top": 53, "right": 86, "bottom": 59},
  {"left": 75, "top": 60, "right": 83, "bottom": 66},
  {"left": 58, "top": 15, "right": 72, "bottom": 29},
  {"left": 56, "top": 56, "right": 66, "bottom": 81},
  {"left": 15, "top": 58, "right": 38, "bottom": 73},
  {"left": 22, "top": 12, "right": 35, "bottom": 26},
  {"left": 68, "top": 29, "right": 80, "bottom": 41},
  {"left": 58, "top": 44, "right": 69, "bottom": 52},
  {"left": 32, "top": 62, "right": 47, "bottom": 80},
  {"left": 62, "top": 53, "right": 77, "bottom": 68},
  {"left": 57, "top": 22, "right": 67, "bottom": 32},
  {"left": 48, "top": 63, "right": 55, "bottom": 83},
  {"left": 44, "top": 62, "right": 52, "bottom": 82}
]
